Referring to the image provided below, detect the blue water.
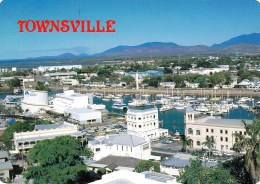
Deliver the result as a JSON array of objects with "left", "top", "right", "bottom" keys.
[
  {"left": 0, "top": 93, "right": 256, "bottom": 135},
  {"left": 93, "top": 95, "right": 256, "bottom": 135}
]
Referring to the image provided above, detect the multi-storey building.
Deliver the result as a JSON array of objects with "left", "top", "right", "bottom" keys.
[
  {"left": 184, "top": 107, "right": 251, "bottom": 153},
  {"left": 127, "top": 103, "right": 168, "bottom": 139}
]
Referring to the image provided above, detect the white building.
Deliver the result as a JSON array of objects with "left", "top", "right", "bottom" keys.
[
  {"left": 127, "top": 103, "right": 168, "bottom": 139},
  {"left": 12, "top": 122, "right": 86, "bottom": 153},
  {"left": 21, "top": 89, "right": 48, "bottom": 114},
  {"left": 61, "top": 78, "right": 80, "bottom": 86},
  {"left": 37, "top": 65, "right": 82, "bottom": 72},
  {"left": 49, "top": 90, "right": 93, "bottom": 114},
  {"left": 44, "top": 71, "right": 77, "bottom": 80},
  {"left": 65, "top": 108, "right": 102, "bottom": 125},
  {"left": 184, "top": 107, "right": 251, "bottom": 153},
  {"left": 189, "top": 68, "right": 228, "bottom": 75},
  {"left": 90, "top": 170, "right": 179, "bottom": 184},
  {"left": 88, "top": 134, "right": 154, "bottom": 161}
]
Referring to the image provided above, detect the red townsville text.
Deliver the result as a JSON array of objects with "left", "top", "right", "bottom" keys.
[{"left": 17, "top": 20, "right": 116, "bottom": 33}]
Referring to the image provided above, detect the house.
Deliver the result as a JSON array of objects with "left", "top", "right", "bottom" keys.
[
  {"left": 12, "top": 122, "right": 86, "bottom": 153},
  {"left": 86, "top": 155, "right": 141, "bottom": 173},
  {"left": 160, "top": 153, "right": 217, "bottom": 176},
  {"left": 88, "top": 134, "right": 155, "bottom": 161},
  {"left": 160, "top": 82, "right": 176, "bottom": 88},
  {"left": 0, "top": 151, "right": 13, "bottom": 182}
]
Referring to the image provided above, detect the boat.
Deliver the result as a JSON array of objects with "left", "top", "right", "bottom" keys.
[
  {"left": 89, "top": 104, "right": 106, "bottom": 110},
  {"left": 112, "top": 102, "right": 128, "bottom": 111}
]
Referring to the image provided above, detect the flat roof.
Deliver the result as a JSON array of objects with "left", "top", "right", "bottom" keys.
[{"left": 89, "top": 134, "right": 147, "bottom": 147}]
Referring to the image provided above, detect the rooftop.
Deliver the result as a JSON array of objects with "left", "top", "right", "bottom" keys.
[
  {"left": 35, "top": 122, "right": 77, "bottom": 131},
  {"left": 0, "top": 161, "right": 13, "bottom": 171},
  {"left": 89, "top": 134, "right": 148, "bottom": 147},
  {"left": 95, "top": 155, "right": 141, "bottom": 168},
  {"left": 65, "top": 108, "right": 98, "bottom": 114},
  {"left": 0, "top": 151, "right": 8, "bottom": 159}
]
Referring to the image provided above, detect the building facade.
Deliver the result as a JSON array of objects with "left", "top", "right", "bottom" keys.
[
  {"left": 88, "top": 134, "right": 154, "bottom": 161},
  {"left": 12, "top": 122, "right": 86, "bottom": 153},
  {"left": 127, "top": 104, "right": 168, "bottom": 139},
  {"left": 184, "top": 107, "right": 251, "bottom": 153}
]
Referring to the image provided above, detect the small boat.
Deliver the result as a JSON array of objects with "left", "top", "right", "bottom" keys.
[{"left": 112, "top": 102, "right": 128, "bottom": 111}]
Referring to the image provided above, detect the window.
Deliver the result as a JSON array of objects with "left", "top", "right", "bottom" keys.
[
  {"left": 206, "top": 128, "right": 209, "bottom": 132},
  {"left": 225, "top": 137, "right": 228, "bottom": 142},
  {"left": 96, "top": 148, "right": 101, "bottom": 152},
  {"left": 211, "top": 129, "right": 214, "bottom": 133},
  {"left": 239, "top": 131, "right": 242, "bottom": 135},
  {"left": 197, "top": 141, "right": 201, "bottom": 146},
  {"left": 139, "top": 125, "right": 142, "bottom": 128},
  {"left": 220, "top": 130, "right": 223, "bottom": 134},
  {"left": 220, "top": 137, "right": 223, "bottom": 141},
  {"left": 196, "top": 130, "right": 200, "bottom": 135},
  {"left": 244, "top": 132, "right": 246, "bottom": 135},
  {"left": 225, "top": 130, "right": 228, "bottom": 134},
  {"left": 138, "top": 117, "right": 141, "bottom": 120},
  {"left": 131, "top": 147, "right": 132, "bottom": 152},
  {"left": 122, "top": 146, "right": 123, "bottom": 151},
  {"left": 188, "top": 128, "right": 193, "bottom": 135},
  {"left": 154, "top": 115, "right": 156, "bottom": 118}
]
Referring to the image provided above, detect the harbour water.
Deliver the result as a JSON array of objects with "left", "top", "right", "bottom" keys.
[{"left": 0, "top": 93, "right": 256, "bottom": 135}]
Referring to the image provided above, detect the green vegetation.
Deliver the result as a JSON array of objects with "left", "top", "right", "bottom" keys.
[
  {"left": 202, "top": 136, "right": 215, "bottom": 158},
  {"left": 35, "top": 82, "right": 49, "bottom": 91},
  {"left": 233, "top": 119, "right": 260, "bottom": 183},
  {"left": 24, "top": 136, "right": 96, "bottom": 184},
  {"left": 121, "top": 75, "right": 135, "bottom": 85},
  {"left": 0, "top": 120, "right": 52, "bottom": 150},
  {"left": 7, "top": 77, "right": 20, "bottom": 88},
  {"left": 178, "top": 159, "right": 238, "bottom": 184},
  {"left": 134, "top": 160, "right": 160, "bottom": 173},
  {"left": 180, "top": 135, "right": 192, "bottom": 152}
]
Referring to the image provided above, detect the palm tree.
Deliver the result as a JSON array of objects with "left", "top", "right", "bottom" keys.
[
  {"left": 234, "top": 119, "right": 260, "bottom": 183},
  {"left": 181, "top": 135, "right": 192, "bottom": 153},
  {"left": 202, "top": 136, "right": 215, "bottom": 158}
]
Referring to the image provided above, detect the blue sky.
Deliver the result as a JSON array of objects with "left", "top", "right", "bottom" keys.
[{"left": 1, "top": 0, "right": 260, "bottom": 59}]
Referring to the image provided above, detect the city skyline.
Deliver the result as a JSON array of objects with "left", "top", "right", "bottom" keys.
[{"left": 1, "top": 0, "right": 260, "bottom": 59}]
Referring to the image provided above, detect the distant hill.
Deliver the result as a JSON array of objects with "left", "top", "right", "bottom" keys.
[
  {"left": 6, "top": 33, "right": 260, "bottom": 61},
  {"left": 25, "top": 53, "right": 89, "bottom": 61},
  {"left": 212, "top": 33, "right": 260, "bottom": 47},
  {"left": 96, "top": 42, "right": 213, "bottom": 57}
]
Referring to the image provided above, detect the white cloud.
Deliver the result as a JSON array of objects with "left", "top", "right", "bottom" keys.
[
  {"left": 257, "top": 0, "right": 260, "bottom": 3},
  {"left": 0, "top": 0, "right": 3, "bottom": 3}
]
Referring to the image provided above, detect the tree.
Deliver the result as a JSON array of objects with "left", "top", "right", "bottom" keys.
[
  {"left": 223, "top": 156, "right": 253, "bottom": 184},
  {"left": 24, "top": 136, "right": 94, "bottom": 184},
  {"left": 121, "top": 75, "right": 135, "bottom": 85},
  {"left": 134, "top": 160, "right": 160, "bottom": 173},
  {"left": 142, "top": 76, "right": 162, "bottom": 87},
  {"left": 7, "top": 77, "right": 20, "bottom": 88},
  {"left": 181, "top": 135, "right": 192, "bottom": 152},
  {"left": 0, "top": 122, "right": 34, "bottom": 150},
  {"left": 178, "top": 159, "right": 238, "bottom": 184},
  {"left": 233, "top": 119, "right": 260, "bottom": 183},
  {"left": 35, "top": 82, "right": 49, "bottom": 91},
  {"left": 202, "top": 136, "right": 215, "bottom": 158},
  {"left": 163, "top": 67, "right": 172, "bottom": 74}
]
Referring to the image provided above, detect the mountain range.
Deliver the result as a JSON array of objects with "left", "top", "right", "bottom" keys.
[{"left": 22, "top": 33, "right": 260, "bottom": 60}]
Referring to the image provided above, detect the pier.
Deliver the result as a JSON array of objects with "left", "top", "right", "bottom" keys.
[{"left": 49, "top": 86, "right": 260, "bottom": 97}]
